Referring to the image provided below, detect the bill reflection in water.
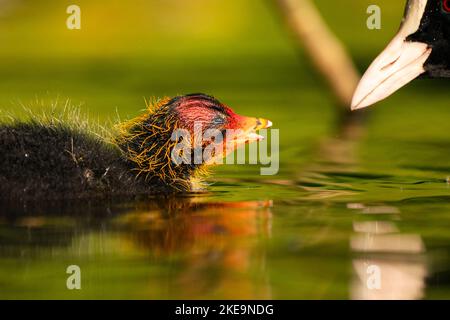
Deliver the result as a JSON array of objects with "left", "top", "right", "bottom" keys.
[{"left": 349, "top": 203, "right": 427, "bottom": 300}]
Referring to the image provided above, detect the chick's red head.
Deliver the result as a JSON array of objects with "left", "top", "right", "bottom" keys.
[{"left": 171, "top": 93, "right": 272, "bottom": 162}]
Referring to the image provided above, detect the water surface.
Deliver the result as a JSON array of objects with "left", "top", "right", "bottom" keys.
[{"left": 1, "top": 115, "right": 449, "bottom": 299}]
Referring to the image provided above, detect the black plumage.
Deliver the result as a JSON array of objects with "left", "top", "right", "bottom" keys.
[
  {"left": 408, "top": 0, "right": 450, "bottom": 77},
  {"left": 0, "top": 122, "right": 155, "bottom": 200}
]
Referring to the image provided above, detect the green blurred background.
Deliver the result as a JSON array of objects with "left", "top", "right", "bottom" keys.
[{"left": 0, "top": 0, "right": 449, "bottom": 173}]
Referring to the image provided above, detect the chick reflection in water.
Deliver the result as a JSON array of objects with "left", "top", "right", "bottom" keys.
[
  {"left": 113, "top": 198, "right": 273, "bottom": 299},
  {"left": 0, "top": 198, "right": 273, "bottom": 299}
]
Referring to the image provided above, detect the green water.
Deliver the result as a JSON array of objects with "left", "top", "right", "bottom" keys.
[
  {"left": 0, "top": 0, "right": 450, "bottom": 299},
  {"left": 1, "top": 117, "right": 449, "bottom": 299}
]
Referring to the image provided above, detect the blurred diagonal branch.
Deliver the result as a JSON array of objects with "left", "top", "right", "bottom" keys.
[{"left": 275, "top": 0, "right": 360, "bottom": 108}]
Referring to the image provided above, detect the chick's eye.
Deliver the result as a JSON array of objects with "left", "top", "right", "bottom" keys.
[
  {"left": 443, "top": 0, "right": 450, "bottom": 13},
  {"left": 212, "top": 115, "right": 225, "bottom": 126}
]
